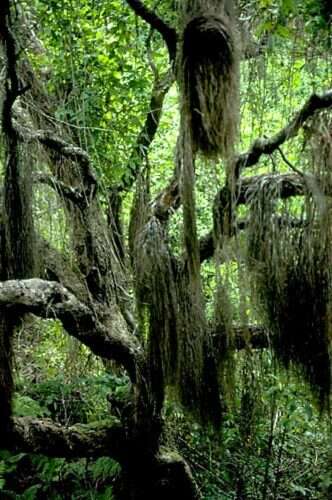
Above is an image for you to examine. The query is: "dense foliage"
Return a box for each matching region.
[0,0,331,498]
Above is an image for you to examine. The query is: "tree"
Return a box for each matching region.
[0,0,331,498]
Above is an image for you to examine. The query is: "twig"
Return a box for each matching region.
[277,147,305,177]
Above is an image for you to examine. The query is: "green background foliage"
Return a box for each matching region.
[1,0,331,498]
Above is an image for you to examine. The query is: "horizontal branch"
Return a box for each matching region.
[126,0,177,61]
[149,89,329,230]
[11,417,126,460]
[16,125,97,196]
[236,172,305,204]
[11,418,200,497]
[201,173,305,262]
[125,88,331,242]
[0,279,143,381]
[233,325,270,350]
[235,89,332,176]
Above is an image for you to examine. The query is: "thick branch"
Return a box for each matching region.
[235,172,305,204]
[233,325,270,350]
[201,173,305,262]
[235,89,332,176]
[126,0,177,61]
[11,417,126,460]
[11,417,200,498]
[150,89,332,225]
[0,279,143,381]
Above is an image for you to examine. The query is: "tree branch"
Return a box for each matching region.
[201,173,305,262]
[119,70,174,192]
[0,279,143,381]
[11,417,126,460]
[151,177,180,220]
[126,0,177,61]
[213,324,270,358]
[214,325,269,353]
[235,172,305,204]
[232,325,270,350]
[11,418,200,498]
[235,89,332,176]
[17,126,97,197]
[149,88,331,227]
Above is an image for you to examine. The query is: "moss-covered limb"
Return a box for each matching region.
[235,173,305,203]
[11,417,200,498]
[10,417,126,460]
[147,85,331,223]
[213,173,304,230]
[0,279,143,383]
[16,126,97,199]
[0,0,36,443]
[200,173,305,262]
[125,0,177,62]
[14,61,97,199]
[235,89,332,177]
[245,137,332,408]
[12,57,127,308]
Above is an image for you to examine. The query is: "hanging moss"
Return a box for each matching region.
[130,154,221,425]
[179,0,239,159]
[246,166,332,410]
[213,272,236,410]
